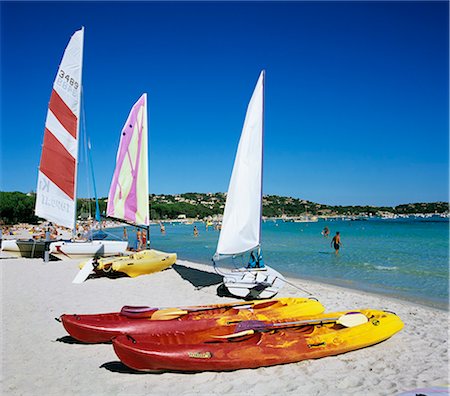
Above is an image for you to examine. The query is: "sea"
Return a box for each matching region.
[109,216,449,310]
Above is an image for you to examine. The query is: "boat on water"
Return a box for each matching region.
[59,297,325,343]
[212,71,285,299]
[112,309,404,372]
[72,94,176,282]
[4,28,128,259]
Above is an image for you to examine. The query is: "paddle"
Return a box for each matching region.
[120,299,279,320]
[212,312,369,339]
[149,308,189,320]
[72,258,95,284]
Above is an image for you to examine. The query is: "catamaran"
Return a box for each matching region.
[72,94,176,283]
[213,71,285,299]
[33,27,127,259]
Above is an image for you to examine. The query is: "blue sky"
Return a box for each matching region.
[1,1,448,206]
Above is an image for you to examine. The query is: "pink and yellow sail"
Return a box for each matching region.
[35,28,84,229]
[107,94,149,226]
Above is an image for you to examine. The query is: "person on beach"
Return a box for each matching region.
[141,231,147,248]
[136,229,142,250]
[51,226,59,239]
[193,225,199,237]
[322,226,330,237]
[331,231,342,254]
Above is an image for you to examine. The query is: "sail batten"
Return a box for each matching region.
[215,71,264,257]
[107,94,149,226]
[35,28,84,230]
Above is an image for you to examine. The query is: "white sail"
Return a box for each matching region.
[35,28,84,229]
[216,71,264,257]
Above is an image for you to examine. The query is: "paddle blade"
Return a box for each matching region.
[337,312,368,327]
[211,329,255,339]
[234,320,267,333]
[72,259,94,284]
[149,308,188,321]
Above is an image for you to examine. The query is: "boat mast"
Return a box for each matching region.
[259,69,265,252]
[72,26,85,238]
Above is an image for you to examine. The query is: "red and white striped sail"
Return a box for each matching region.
[35,28,84,229]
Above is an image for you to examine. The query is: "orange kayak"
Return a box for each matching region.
[112,309,403,372]
[60,297,324,343]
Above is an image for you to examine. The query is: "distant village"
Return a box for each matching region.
[0,191,448,225]
[144,193,448,222]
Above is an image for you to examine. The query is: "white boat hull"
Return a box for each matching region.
[222,265,285,299]
[49,240,128,259]
[1,239,19,252]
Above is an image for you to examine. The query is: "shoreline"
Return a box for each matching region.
[265,267,449,312]
[1,255,448,395]
[165,255,450,312]
[2,221,448,311]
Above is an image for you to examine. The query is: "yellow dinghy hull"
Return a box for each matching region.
[80,249,176,278]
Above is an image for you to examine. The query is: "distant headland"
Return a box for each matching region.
[1,191,448,225]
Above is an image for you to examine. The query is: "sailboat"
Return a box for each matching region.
[73,94,176,283]
[33,27,128,259]
[213,71,285,299]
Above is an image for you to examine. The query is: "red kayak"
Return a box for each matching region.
[60,297,324,343]
[112,309,404,372]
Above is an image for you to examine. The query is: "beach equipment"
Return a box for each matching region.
[32,27,127,259]
[212,70,285,298]
[112,309,403,372]
[1,239,48,258]
[59,297,325,343]
[211,312,369,339]
[76,249,176,281]
[71,94,176,282]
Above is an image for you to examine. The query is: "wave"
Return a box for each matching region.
[374,265,398,271]
[362,262,398,271]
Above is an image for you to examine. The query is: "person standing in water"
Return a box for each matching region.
[193,225,199,237]
[331,231,342,254]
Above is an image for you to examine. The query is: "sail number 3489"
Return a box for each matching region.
[57,69,79,97]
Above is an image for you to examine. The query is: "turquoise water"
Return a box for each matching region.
[111,218,449,310]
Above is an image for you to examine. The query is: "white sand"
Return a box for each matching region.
[1,256,448,395]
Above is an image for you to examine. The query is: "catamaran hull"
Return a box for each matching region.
[49,240,128,259]
[1,239,19,252]
[60,297,325,343]
[112,310,403,372]
[1,239,51,258]
[223,265,285,299]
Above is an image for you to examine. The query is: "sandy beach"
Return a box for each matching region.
[1,255,448,395]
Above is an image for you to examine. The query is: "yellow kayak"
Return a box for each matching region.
[112,309,404,372]
[80,249,176,278]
